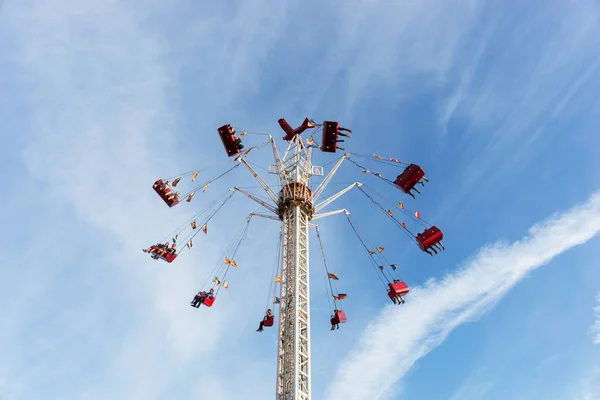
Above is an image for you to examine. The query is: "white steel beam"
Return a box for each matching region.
[248,212,280,221]
[239,158,280,204]
[312,153,349,201]
[311,208,349,221]
[314,182,362,213]
[233,187,278,214]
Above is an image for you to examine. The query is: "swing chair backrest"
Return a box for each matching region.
[416,226,443,250]
[164,253,178,263]
[393,164,425,193]
[203,296,216,307]
[149,246,178,263]
[153,179,180,207]
[263,316,274,327]
[321,121,339,153]
[388,281,410,298]
[217,124,243,157]
[331,310,347,325]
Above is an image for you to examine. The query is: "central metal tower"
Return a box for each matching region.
[235,131,358,400]
[276,135,314,399]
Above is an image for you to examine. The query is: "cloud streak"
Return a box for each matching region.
[325,189,600,400]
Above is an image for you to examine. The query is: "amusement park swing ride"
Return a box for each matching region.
[142,118,444,400]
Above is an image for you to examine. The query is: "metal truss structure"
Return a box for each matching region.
[234,133,358,400]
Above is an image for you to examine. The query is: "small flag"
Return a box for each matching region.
[389,158,401,163]
[374,172,382,177]
[273,297,281,304]
[398,202,404,209]
[222,281,229,289]
[186,192,195,202]
[361,169,370,173]
[172,177,181,187]
[333,293,348,301]
[203,184,209,192]
[414,210,421,219]
[275,276,281,283]
[230,259,238,268]
[327,272,339,280]
[224,257,231,265]
[387,209,393,217]
[213,276,221,286]
[373,154,383,160]
[201,224,207,234]
[173,234,178,243]
[368,250,375,255]
[239,132,247,138]
[379,265,385,270]
[191,220,197,230]
[391,264,398,270]
[377,247,385,253]
[192,172,199,181]
[187,239,193,249]
[402,222,407,228]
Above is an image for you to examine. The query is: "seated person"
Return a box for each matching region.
[190,289,214,308]
[256,309,274,332]
[390,280,405,304]
[330,309,341,331]
[190,291,206,308]
[206,288,214,299]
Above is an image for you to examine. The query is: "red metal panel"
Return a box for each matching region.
[218,124,242,157]
[263,316,274,327]
[278,118,295,140]
[321,121,339,153]
[203,297,216,307]
[389,281,410,296]
[394,164,425,194]
[417,226,443,250]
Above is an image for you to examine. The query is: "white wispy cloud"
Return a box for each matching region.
[591,292,600,345]
[2,0,277,398]
[325,189,600,400]
[577,365,600,400]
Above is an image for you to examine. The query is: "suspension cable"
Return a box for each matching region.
[157,190,231,245]
[163,158,235,181]
[348,152,409,168]
[343,213,389,288]
[356,186,418,244]
[266,225,283,310]
[361,184,431,228]
[346,158,398,186]
[216,214,253,295]
[177,190,236,254]
[314,225,337,312]
[179,163,241,199]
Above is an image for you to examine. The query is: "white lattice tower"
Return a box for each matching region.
[276,135,313,399]
[235,130,359,400]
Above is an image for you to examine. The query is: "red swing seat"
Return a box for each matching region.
[148,245,178,263]
[393,164,425,195]
[217,124,243,157]
[387,281,410,300]
[153,179,180,207]
[330,310,347,325]
[416,226,444,252]
[203,296,216,307]
[263,315,274,327]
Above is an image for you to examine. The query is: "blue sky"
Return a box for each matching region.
[1,0,600,399]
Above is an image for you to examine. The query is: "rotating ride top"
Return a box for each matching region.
[142,117,445,400]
